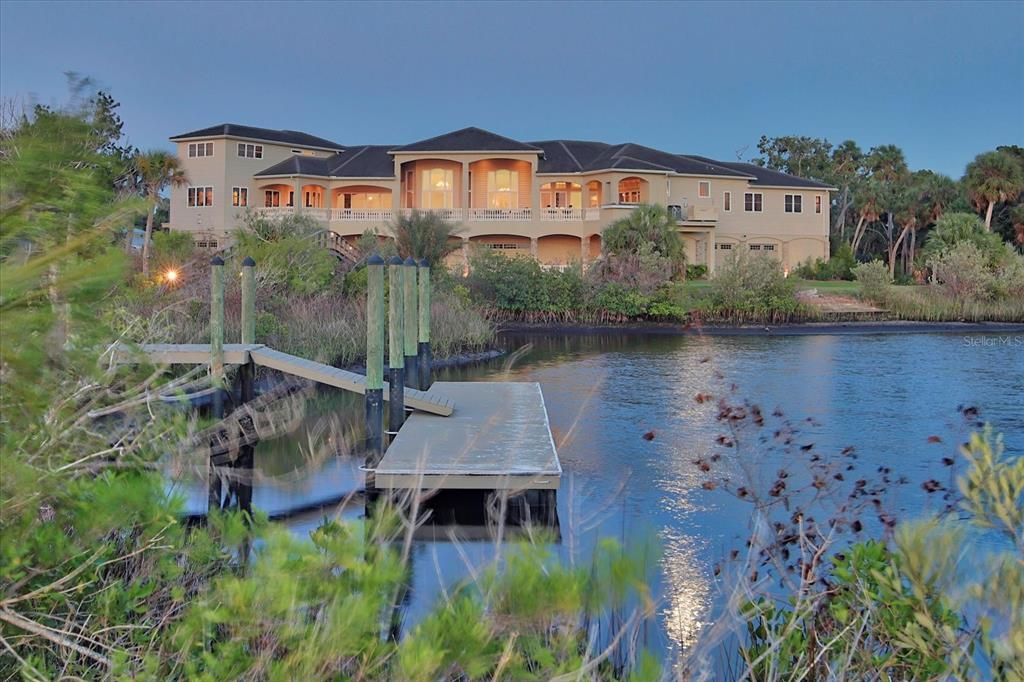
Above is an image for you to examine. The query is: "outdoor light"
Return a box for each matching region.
[164,268,180,284]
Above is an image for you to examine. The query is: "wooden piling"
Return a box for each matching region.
[417,258,432,390]
[387,256,405,434]
[403,257,419,389]
[235,256,256,516]
[208,256,225,511]
[365,254,385,464]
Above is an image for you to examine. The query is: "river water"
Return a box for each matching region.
[178,330,1024,654]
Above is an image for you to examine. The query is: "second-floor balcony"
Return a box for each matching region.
[253,206,603,224]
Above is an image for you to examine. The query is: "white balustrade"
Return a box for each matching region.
[329,209,394,222]
[466,208,532,222]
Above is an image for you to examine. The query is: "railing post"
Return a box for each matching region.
[387,256,405,434]
[208,255,225,511]
[365,254,385,468]
[403,257,419,390]
[417,259,432,390]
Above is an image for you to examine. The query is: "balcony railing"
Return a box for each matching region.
[254,206,604,223]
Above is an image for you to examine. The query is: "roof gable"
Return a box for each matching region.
[170,123,345,151]
[391,127,542,153]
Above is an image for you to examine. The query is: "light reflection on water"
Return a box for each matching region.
[175,330,1024,655]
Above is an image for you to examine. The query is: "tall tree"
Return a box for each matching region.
[134,151,187,276]
[851,180,883,255]
[963,150,1024,231]
[829,140,865,241]
[754,135,834,181]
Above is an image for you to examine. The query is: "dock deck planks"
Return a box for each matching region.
[374,382,561,490]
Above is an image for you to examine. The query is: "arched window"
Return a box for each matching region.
[618,178,643,204]
[487,169,519,209]
[420,168,453,208]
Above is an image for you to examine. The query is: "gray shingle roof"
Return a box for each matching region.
[391,127,542,153]
[170,123,345,151]
[254,156,331,177]
[685,156,834,189]
[327,145,396,177]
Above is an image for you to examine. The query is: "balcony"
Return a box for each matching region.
[253,206,603,224]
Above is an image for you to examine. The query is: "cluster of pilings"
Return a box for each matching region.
[364,255,432,469]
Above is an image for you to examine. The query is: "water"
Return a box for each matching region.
[179,330,1024,652]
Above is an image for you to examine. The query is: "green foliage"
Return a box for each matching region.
[601,204,685,269]
[685,263,709,280]
[964,149,1024,227]
[390,209,463,265]
[355,227,398,260]
[236,211,337,294]
[922,211,1004,263]
[853,260,892,301]
[701,250,804,323]
[150,230,194,268]
[793,243,856,280]
[594,283,649,318]
[927,242,996,300]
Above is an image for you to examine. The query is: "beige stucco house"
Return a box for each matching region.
[167,124,834,272]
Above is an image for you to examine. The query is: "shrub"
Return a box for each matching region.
[601,203,685,269]
[854,260,892,301]
[927,242,995,300]
[922,212,1004,263]
[235,211,337,295]
[587,241,674,295]
[390,210,463,265]
[793,243,856,281]
[702,251,802,322]
[151,230,195,268]
[593,282,649,318]
[685,263,708,280]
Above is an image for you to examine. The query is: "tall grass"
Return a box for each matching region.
[868,286,1024,322]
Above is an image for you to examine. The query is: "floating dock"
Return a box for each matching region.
[374,382,561,491]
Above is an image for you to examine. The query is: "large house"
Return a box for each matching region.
[167,124,834,272]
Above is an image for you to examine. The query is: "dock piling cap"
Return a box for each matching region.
[387,255,404,266]
[242,256,255,267]
[418,258,430,268]
[403,257,417,266]
[366,254,385,266]
[210,256,224,266]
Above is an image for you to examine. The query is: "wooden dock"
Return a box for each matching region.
[115,343,453,416]
[374,382,561,491]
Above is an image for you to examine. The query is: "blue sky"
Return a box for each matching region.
[2,0,1021,177]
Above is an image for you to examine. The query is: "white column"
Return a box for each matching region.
[293,179,301,210]
[462,162,470,210]
[530,237,539,259]
[580,235,588,264]
[706,231,715,275]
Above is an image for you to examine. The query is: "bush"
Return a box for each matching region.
[793,243,856,281]
[593,282,649,318]
[685,263,708,280]
[235,211,337,295]
[390,210,463,265]
[587,242,674,295]
[853,260,892,301]
[151,230,195,267]
[922,212,1004,263]
[702,251,803,323]
[927,242,995,300]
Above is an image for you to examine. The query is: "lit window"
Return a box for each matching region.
[187,186,214,207]
[237,143,263,159]
[188,142,214,158]
[540,181,581,209]
[698,181,710,198]
[723,191,731,212]
[264,190,280,207]
[815,195,822,214]
[487,169,519,209]
[618,178,643,204]
[421,168,453,209]
[744,192,763,212]
[785,194,803,213]
[232,187,248,207]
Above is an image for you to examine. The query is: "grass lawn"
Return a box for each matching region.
[792,279,862,296]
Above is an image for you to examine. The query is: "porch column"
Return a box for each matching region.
[706,231,715,275]
[530,159,540,214]
[530,237,538,259]
[580,235,588,263]
[292,178,301,210]
[461,162,470,211]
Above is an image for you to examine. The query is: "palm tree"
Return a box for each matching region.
[1011,204,1024,246]
[389,209,464,266]
[850,181,883,255]
[921,212,1002,262]
[867,144,908,184]
[964,150,1024,231]
[134,151,187,277]
[602,204,684,262]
